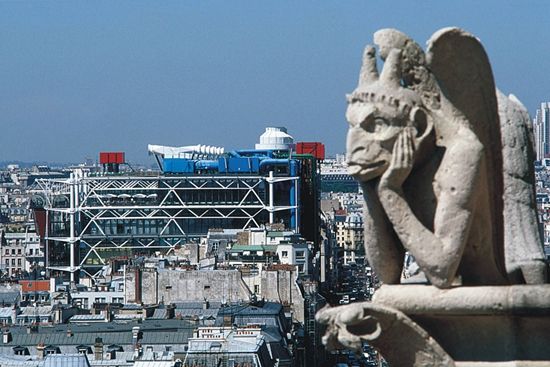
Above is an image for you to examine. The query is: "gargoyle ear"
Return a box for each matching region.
[409,106,434,145]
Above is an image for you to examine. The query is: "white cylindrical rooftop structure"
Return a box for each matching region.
[255,127,295,151]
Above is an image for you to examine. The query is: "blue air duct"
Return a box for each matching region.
[233,149,277,158]
[195,160,219,171]
[259,159,292,171]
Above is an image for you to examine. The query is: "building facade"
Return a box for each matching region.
[32,140,320,282]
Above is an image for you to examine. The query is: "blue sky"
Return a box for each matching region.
[0,1,548,164]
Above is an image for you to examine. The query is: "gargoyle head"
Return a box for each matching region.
[346,47,433,182]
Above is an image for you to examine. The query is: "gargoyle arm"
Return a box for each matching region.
[361,181,405,284]
[378,132,482,288]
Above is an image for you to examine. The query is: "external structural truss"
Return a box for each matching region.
[34,171,299,279]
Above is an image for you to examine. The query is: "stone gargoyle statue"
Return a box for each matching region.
[345,27,547,288]
[317,27,550,366]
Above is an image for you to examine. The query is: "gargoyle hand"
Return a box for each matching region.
[379,127,415,190]
[316,303,382,353]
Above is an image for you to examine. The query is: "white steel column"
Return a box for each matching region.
[294,177,299,232]
[69,172,75,283]
[268,171,274,224]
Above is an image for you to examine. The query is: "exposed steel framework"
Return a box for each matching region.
[34,170,299,280]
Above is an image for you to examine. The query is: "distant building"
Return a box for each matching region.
[32,128,322,283]
[1,232,27,276]
[124,268,251,305]
[184,326,276,367]
[320,158,359,193]
[19,279,50,304]
[0,319,194,364]
[334,212,364,265]
[534,102,550,161]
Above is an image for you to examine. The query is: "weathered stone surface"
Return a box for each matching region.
[498,91,548,284]
[318,285,550,363]
[373,285,550,362]
[318,26,550,365]
[373,284,550,316]
[373,284,550,315]
[125,269,251,304]
[456,363,550,367]
[316,302,454,367]
[346,27,547,288]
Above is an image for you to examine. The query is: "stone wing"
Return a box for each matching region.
[426,27,505,275]
[498,90,547,283]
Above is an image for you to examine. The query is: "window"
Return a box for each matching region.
[17,249,21,255]
[13,346,29,356]
[11,259,15,266]
[17,259,21,266]
[4,250,8,255]
[281,251,288,257]
[29,249,33,255]
[45,348,59,355]
[204,285,210,290]
[254,285,260,294]
[296,251,305,259]
[11,249,15,255]
[4,259,8,266]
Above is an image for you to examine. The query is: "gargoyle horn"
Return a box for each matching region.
[379,49,402,89]
[358,45,379,87]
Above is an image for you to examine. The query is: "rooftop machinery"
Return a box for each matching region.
[148,145,302,231]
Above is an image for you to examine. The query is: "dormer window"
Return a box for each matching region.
[13,346,29,356]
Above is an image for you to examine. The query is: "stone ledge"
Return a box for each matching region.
[456,363,550,367]
[373,284,550,315]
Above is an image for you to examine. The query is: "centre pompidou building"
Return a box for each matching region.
[31,144,320,281]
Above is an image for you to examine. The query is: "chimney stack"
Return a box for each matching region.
[166,303,175,319]
[133,343,143,360]
[11,305,18,325]
[103,305,112,322]
[94,337,104,360]
[132,326,141,341]
[2,329,12,344]
[36,343,45,360]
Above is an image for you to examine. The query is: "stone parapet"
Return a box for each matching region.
[374,284,550,315]
[375,285,550,363]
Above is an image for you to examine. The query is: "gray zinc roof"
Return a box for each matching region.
[43,354,90,367]
[0,291,20,304]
